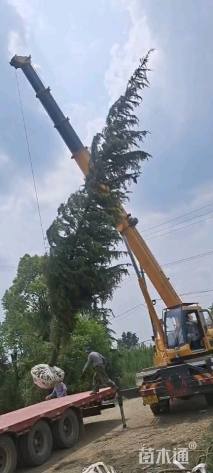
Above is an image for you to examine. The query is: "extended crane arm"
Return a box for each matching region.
[10,54,182,309]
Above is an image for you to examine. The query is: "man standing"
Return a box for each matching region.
[186,314,202,350]
[82,348,117,393]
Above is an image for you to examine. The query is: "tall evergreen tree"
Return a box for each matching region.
[46,190,127,330]
[46,52,152,360]
[86,50,152,214]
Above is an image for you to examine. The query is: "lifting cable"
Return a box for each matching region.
[14,70,47,253]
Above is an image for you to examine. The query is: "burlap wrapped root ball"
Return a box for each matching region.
[31,364,65,389]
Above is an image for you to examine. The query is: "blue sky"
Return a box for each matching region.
[1,0,213,341]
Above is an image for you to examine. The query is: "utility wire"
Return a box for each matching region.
[0,266,15,271]
[2,246,213,275]
[115,289,213,320]
[126,249,213,277]
[144,207,213,239]
[163,249,213,267]
[142,200,213,234]
[15,71,47,253]
[146,211,213,241]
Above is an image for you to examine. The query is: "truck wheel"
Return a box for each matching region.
[20,420,53,466]
[52,409,80,449]
[205,393,213,406]
[150,399,170,416]
[0,435,17,473]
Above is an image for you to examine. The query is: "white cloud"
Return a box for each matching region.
[105,0,161,103]
[64,101,105,147]
[0,150,83,317]
[85,117,105,145]
[7,0,37,24]
[0,153,10,167]
[38,153,83,208]
[8,30,24,57]
[7,0,40,57]
[105,0,188,140]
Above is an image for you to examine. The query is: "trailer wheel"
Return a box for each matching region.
[52,409,80,449]
[0,435,17,473]
[20,420,53,466]
[150,399,170,416]
[205,393,213,406]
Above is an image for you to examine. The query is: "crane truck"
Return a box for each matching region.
[10,55,213,418]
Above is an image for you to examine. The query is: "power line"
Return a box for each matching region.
[146,211,213,241]
[3,247,213,278]
[0,266,15,271]
[163,249,213,267]
[15,71,47,253]
[127,249,213,277]
[115,302,146,320]
[142,200,213,234]
[145,207,213,239]
[115,289,213,320]
[3,245,213,276]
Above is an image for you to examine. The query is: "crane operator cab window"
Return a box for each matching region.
[164,308,185,348]
[164,307,204,350]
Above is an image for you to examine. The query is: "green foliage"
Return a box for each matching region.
[46,190,127,332]
[0,254,54,409]
[86,51,152,210]
[2,254,51,363]
[117,331,139,349]
[119,345,153,386]
[2,254,51,344]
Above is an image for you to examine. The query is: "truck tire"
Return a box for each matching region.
[205,393,213,406]
[20,420,53,467]
[150,399,170,416]
[0,435,17,473]
[52,409,80,449]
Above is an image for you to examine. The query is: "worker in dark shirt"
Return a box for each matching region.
[82,349,117,393]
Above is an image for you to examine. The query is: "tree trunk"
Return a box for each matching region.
[48,317,62,366]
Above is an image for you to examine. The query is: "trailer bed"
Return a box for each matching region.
[0,387,114,435]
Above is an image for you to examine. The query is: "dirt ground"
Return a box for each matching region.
[23,395,213,473]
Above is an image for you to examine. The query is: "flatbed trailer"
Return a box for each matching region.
[0,387,117,473]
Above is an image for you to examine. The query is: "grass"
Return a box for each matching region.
[119,345,154,387]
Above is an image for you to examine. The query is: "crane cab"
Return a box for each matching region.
[163,303,213,361]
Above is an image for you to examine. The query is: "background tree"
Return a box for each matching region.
[117,331,139,350]
[2,254,51,344]
[0,254,152,412]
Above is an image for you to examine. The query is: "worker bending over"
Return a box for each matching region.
[82,348,117,393]
[45,381,67,400]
